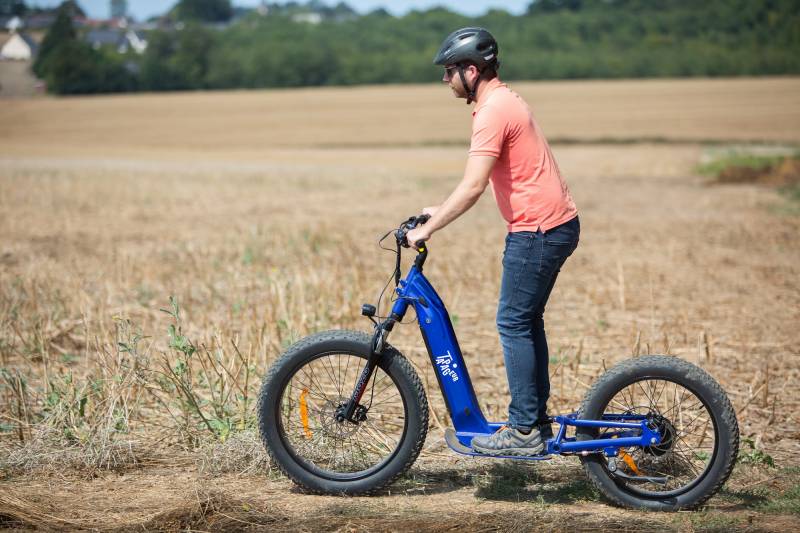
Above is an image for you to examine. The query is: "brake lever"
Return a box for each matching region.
[396,214,431,248]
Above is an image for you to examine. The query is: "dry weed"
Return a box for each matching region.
[1,425,138,475]
[198,429,272,475]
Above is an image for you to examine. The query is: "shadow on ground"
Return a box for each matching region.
[391,460,598,503]
[468,462,600,504]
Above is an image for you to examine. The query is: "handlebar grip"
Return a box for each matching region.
[396,214,432,248]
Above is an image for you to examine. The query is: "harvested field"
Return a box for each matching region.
[2,77,800,158]
[1,77,799,531]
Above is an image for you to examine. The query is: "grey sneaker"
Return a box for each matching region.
[471,426,544,456]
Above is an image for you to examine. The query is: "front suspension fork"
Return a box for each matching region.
[337,317,397,422]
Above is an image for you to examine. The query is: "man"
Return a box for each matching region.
[405,27,579,456]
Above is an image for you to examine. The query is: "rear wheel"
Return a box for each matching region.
[258,330,428,494]
[578,355,738,510]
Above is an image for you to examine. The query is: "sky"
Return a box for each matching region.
[27,1,531,20]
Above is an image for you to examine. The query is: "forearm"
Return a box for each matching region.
[405,155,495,247]
[425,183,483,234]
[425,154,495,235]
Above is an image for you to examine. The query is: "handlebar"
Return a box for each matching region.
[395,214,430,249]
[369,214,433,310]
[386,214,431,281]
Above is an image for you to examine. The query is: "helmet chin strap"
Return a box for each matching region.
[457,64,481,105]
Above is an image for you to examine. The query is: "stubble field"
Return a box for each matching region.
[1,77,799,531]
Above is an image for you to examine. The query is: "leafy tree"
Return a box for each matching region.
[31,0,134,94]
[528,0,583,14]
[172,24,216,87]
[56,0,85,17]
[140,25,217,90]
[140,30,185,90]
[32,4,77,78]
[0,0,28,16]
[32,0,800,94]
[174,0,232,23]
[44,41,134,94]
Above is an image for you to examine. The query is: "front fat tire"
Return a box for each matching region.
[577,355,739,511]
[257,330,429,495]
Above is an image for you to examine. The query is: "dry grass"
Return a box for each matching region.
[198,429,271,475]
[1,78,799,529]
[0,60,40,99]
[1,462,798,531]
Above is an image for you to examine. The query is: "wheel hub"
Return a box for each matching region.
[333,403,368,424]
[645,415,676,456]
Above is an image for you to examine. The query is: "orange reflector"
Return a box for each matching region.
[299,389,312,440]
[620,451,642,476]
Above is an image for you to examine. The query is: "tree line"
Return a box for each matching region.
[31,0,800,95]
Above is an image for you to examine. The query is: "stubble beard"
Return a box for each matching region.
[449,80,466,99]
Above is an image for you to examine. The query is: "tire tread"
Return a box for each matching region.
[577,355,739,510]
[257,329,428,495]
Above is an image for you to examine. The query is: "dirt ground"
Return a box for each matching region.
[2,458,799,532]
[1,78,799,530]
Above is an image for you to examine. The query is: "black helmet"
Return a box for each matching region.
[433,27,499,71]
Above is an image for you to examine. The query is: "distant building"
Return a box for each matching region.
[75,17,108,28]
[0,31,37,60]
[23,12,57,30]
[5,15,21,31]
[74,15,129,29]
[292,12,322,24]
[85,28,147,54]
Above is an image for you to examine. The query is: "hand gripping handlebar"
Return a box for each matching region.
[395,214,431,248]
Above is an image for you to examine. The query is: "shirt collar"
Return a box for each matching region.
[472,77,504,116]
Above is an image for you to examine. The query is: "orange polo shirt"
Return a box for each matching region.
[469,78,578,232]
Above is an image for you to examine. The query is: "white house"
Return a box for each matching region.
[5,16,22,32]
[85,28,147,54]
[123,29,147,54]
[0,32,38,60]
[292,12,322,24]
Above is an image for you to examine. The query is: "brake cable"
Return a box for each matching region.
[374,229,400,320]
[374,215,430,322]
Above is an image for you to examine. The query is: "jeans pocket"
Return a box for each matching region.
[543,240,577,263]
[503,232,532,266]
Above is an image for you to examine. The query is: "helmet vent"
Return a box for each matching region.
[433,27,498,69]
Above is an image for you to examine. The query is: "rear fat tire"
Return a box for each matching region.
[577,355,739,511]
[257,330,429,495]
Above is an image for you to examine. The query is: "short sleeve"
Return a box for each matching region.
[469,105,505,157]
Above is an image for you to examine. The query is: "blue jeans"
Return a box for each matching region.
[497,216,579,431]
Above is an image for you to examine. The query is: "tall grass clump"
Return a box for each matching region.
[1,296,265,475]
[1,318,149,472]
[154,296,256,445]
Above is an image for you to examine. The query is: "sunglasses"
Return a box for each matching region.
[443,65,459,80]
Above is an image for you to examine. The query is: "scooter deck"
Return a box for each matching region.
[444,428,552,461]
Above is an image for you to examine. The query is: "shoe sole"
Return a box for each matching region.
[471,442,544,456]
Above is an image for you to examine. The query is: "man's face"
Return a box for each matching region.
[442,64,478,99]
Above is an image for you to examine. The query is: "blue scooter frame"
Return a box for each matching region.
[387,258,662,460]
